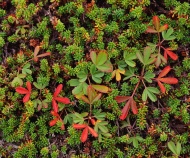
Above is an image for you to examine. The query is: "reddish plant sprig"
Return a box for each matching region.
[16,81,32,103]
[52,84,70,113]
[49,110,65,130]
[156,66,178,93]
[73,124,98,142]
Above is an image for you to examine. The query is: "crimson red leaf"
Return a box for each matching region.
[90,119,96,126]
[49,118,58,126]
[54,84,63,97]
[120,100,131,120]
[80,127,88,142]
[131,99,138,115]
[153,16,160,31]
[50,110,59,117]
[52,99,58,113]
[16,87,29,94]
[55,97,70,104]
[26,81,31,92]
[88,126,98,137]
[157,81,166,93]
[158,66,171,78]
[165,49,178,60]
[23,93,30,103]
[158,78,178,84]
[73,124,87,129]
[115,96,130,103]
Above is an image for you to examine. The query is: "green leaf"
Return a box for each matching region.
[77,70,88,82]
[176,142,181,156]
[94,110,106,120]
[162,28,175,41]
[125,60,136,67]
[123,67,135,80]
[90,51,97,64]
[142,88,148,101]
[144,72,155,83]
[133,138,139,148]
[136,52,144,64]
[96,60,113,72]
[69,79,80,86]
[93,71,104,78]
[143,47,152,65]
[92,76,102,83]
[124,53,136,67]
[72,83,83,95]
[23,63,30,69]
[146,89,157,102]
[168,141,178,155]
[33,82,47,89]
[90,64,96,74]
[147,87,160,94]
[96,50,108,66]
[17,74,26,78]
[22,68,32,75]
[81,112,89,117]
[11,77,23,87]
[97,123,108,133]
[73,113,84,124]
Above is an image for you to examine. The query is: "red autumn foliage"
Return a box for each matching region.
[156,66,178,93]
[49,110,65,130]
[16,81,32,103]
[164,48,178,61]
[52,84,70,113]
[115,96,138,120]
[73,124,98,142]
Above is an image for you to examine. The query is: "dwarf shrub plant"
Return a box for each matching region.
[0,0,190,157]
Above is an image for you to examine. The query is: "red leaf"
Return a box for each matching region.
[115,96,130,103]
[131,99,138,115]
[146,26,157,33]
[165,49,178,61]
[158,66,171,78]
[36,52,51,58]
[88,126,98,137]
[26,81,31,92]
[73,124,87,129]
[60,123,65,130]
[120,100,131,120]
[153,16,160,31]
[80,127,88,142]
[23,93,30,103]
[52,99,58,113]
[53,84,63,97]
[49,118,58,126]
[90,119,96,126]
[50,110,59,117]
[158,78,178,84]
[16,87,29,94]
[55,97,70,104]
[157,81,166,93]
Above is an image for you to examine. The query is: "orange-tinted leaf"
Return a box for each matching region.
[116,69,121,81]
[73,124,87,129]
[159,78,178,84]
[36,52,51,58]
[16,87,29,94]
[26,81,31,92]
[91,93,102,104]
[91,84,109,93]
[55,97,70,104]
[90,119,96,125]
[54,84,63,97]
[120,100,131,120]
[80,95,90,104]
[146,26,157,33]
[159,24,168,32]
[23,93,30,103]
[52,99,58,113]
[131,99,138,114]
[165,49,178,61]
[115,96,130,103]
[80,127,88,142]
[49,118,58,126]
[157,80,166,93]
[34,46,40,57]
[153,16,160,31]
[60,123,65,130]
[87,85,97,103]
[88,126,98,137]
[158,66,171,78]
[50,110,59,117]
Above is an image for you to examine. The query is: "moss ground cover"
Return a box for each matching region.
[0,0,190,157]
